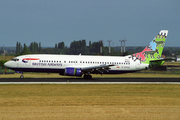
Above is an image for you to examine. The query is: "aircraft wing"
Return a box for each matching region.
[81,64,114,73]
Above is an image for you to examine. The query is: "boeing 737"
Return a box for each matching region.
[4,30,168,79]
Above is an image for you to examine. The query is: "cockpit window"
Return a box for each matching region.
[11,58,19,61]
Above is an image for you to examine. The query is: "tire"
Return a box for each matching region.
[83,75,92,79]
[20,75,24,79]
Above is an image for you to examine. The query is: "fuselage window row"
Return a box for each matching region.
[39,60,62,63]
[38,60,130,65]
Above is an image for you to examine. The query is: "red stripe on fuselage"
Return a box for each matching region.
[22,58,40,60]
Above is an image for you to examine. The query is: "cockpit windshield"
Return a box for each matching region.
[11,58,19,62]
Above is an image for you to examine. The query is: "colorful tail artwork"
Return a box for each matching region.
[132,30,168,68]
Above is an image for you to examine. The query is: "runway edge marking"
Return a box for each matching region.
[0,82,180,84]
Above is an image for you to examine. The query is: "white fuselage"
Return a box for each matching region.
[4,54,149,75]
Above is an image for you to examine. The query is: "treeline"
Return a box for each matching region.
[15,40,124,56]
[16,42,42,55]
[14,40,180,57]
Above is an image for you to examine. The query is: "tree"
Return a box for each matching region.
[70,40,88,55]
[34,42,38,52]
[16,42,22,55]
[58,42,65,49]
[0,59,7,68]
[89,41,91,47]
[39,42,42,52]
[55,43,57,49]
[29,42,40,53]
[135,47,143,53]
[21,43,30,55]
[29,42,34,52]
[89,41,102,55]
[162,49,171,56]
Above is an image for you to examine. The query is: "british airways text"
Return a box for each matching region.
[32,62,62,66]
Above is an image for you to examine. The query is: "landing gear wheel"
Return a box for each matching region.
[83,75,92,79]
[83,75,87,79]
[88,75,92,79]
[20,75,24,79]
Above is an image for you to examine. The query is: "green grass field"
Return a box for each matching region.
[0,84,180,120]
[1,71,180,78]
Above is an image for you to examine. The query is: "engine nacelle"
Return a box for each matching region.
[64,68,82,76]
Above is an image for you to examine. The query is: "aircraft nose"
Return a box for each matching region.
[4,61,11,68]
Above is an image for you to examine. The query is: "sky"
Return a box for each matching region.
[0,0,180,47]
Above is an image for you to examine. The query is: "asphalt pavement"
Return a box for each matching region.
[0,78,180,83]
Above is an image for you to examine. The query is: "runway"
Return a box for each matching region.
[0,78,180,84]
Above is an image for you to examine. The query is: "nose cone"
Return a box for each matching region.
[4,61,9,68]
[4,61,12,68]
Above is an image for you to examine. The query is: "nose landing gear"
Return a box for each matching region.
[20,74,24,78]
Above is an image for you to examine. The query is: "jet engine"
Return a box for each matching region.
[64,68,82,76]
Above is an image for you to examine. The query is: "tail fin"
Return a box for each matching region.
[133,30,168,64]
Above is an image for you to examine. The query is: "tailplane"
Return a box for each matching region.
[132,30,168,66]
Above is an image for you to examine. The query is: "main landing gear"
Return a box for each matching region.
[83,74,92,79]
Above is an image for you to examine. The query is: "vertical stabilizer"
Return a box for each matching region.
[132,30,168,64]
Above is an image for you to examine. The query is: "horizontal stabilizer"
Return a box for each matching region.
[150,58,175,62]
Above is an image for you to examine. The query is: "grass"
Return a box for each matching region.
[164,61,180,66]
[1,72,180,78]
[0,55,14,60]
[0,84,180,120]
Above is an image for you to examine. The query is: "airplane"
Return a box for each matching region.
[4,30,168,79]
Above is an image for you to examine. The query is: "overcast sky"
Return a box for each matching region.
[0,0,180,47]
